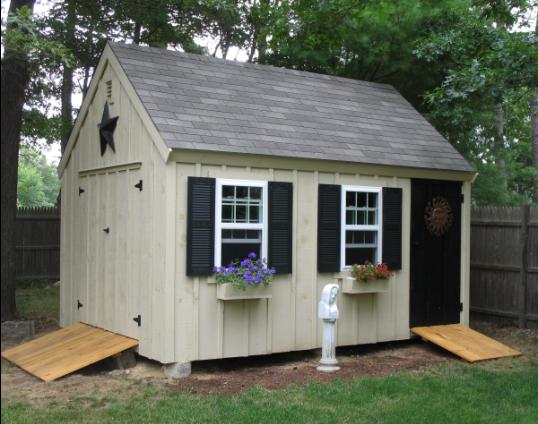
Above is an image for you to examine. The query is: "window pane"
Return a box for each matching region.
[223,185,235,199]
[357,192,366,207]
[367,211,377,225]
[222,205,233,222]
[345,247,376,266]
[346,210,355,225]
[346,191,356,207]
[222,229,261,241]
[236,186,249,200]
[221,229,262,266]
[250,187,261,200]
[220,184,264,224]
[357,210,366,225]
[368,193,377,208]
[346,230,376,246]
[249,205,260,223]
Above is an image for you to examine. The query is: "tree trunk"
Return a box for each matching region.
[133,21,141,45]
[494,102,507,191]
[531,94,538,203]
[1,0,36,322]
[61,0,75,153]
[530,10,538,203]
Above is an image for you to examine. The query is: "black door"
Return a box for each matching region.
[410,179,462,327]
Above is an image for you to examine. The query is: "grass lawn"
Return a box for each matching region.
[3,285,538,423]
[2,365,537,424]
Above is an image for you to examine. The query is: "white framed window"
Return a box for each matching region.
[215,179,268,267]
[341,186,382,270]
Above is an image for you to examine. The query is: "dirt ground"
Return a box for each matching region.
[1,320,536,401]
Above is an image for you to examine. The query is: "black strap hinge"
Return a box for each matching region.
[133,314,141,327]
[79,187,85,196]
[134,180,143,191]
[77,299,83,309]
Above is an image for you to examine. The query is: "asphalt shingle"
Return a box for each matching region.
[110,42,474,173]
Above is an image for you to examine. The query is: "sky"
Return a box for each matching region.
[1,0,536,165]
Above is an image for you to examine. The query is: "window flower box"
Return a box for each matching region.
[216,283,272,300]
[214,252,275,301]
[342,277,389,294]
[341,262,393,294]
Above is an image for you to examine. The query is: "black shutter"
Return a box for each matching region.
[268,182,293,274]
[382,187,402,270]
[318,184,341,272]
[187,177,215,276]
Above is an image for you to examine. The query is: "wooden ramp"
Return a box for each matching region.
[411,324,521,362]
[1,323,138,382]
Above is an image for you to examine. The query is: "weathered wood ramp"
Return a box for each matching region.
[1,322,138,382]
[411,324,521,362]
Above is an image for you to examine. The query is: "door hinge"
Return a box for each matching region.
[79,187,85,196]
[134,180,143,191]
[77,299,83,309]
[133,314,141,327]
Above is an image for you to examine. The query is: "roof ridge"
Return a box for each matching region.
[108,41,396,92]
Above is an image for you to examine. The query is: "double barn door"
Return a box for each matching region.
[76,167,144,339]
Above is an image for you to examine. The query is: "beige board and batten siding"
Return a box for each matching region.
[173,156,472,364]
[59,49,176,363]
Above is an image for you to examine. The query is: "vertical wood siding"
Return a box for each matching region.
[60,61,175,363]
[173,164,418,363]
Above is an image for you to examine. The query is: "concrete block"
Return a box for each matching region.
[110,349,137,370]
[163,361,191,379]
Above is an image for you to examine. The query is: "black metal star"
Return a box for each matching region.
[98,102,119,156]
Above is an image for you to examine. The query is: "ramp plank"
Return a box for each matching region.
[411,324,521,362]
[1,323,138,381]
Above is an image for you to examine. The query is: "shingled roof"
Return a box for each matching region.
[110,42,473,173]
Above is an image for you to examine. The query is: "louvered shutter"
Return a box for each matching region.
[187,177,215,276]
[268,181,293,274]
[318,184,341,272]
[382,187,402,270]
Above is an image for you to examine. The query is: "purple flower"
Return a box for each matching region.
[248,252,257,260]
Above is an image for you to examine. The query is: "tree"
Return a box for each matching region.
[1,0,37,321]
[17,145,61,208]
[1,2,70,321]
[414,2,538,205]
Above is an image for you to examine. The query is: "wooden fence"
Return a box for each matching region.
[15,207,60,281]
[470,206,538,328]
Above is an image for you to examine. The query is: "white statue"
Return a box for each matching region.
[317,283,340,372]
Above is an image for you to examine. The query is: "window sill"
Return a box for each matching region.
[216,283,272,300]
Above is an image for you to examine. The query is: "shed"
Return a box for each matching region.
[58,42,475,375]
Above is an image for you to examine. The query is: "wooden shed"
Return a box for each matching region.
[58,42,475,375]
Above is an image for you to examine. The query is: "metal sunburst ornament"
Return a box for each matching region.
[98,102,119,156]
[424,196,453,236]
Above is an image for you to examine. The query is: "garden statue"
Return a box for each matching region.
[317,283,340,372]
